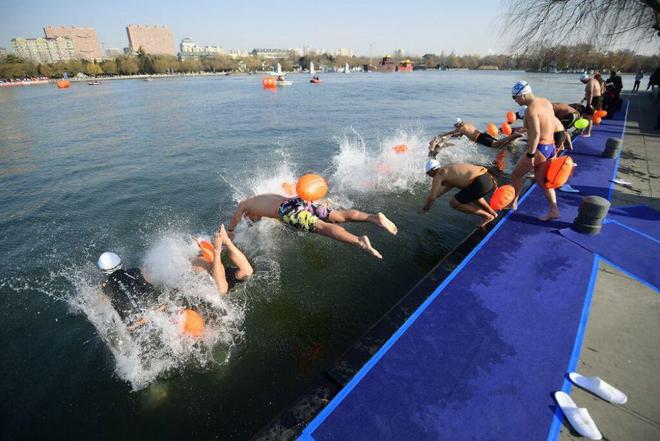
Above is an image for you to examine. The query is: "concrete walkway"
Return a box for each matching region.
[559,92,660,441]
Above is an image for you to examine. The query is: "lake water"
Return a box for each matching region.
[0,71,617,440]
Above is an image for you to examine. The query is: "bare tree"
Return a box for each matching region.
[502,0,660,51]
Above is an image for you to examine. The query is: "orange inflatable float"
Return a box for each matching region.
[506,111,516,124]
[501,122,512,136]
[181,309,205,338]
[262,77,276,88]
[197,239,215,263]
[486,123,498,137]
[392,144,408,154]
[545,156,574,189]
[593,115,602,125]
[595,110,607,118]
[56,79,70,89]
[296,174,328,201]
[489,184,515,210]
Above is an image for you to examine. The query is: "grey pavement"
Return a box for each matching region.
[559,92,660,441]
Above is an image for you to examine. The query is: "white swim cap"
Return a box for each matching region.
[516,105,527,119]
[512,81,532,97]
[98,252,121,274]
[580,73,590,82]
[425,159,440,174]
[455,118,463,125]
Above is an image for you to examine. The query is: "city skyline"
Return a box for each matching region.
[1,0,658,57]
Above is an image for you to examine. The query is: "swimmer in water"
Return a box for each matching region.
[191,225,253,295]
[433,119,523,150]
[97,252,161,330]
[420,161,499,227]
[510,80,561,221]
[227,194,398,259]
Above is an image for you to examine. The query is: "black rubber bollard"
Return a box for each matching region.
[572,195,611,235]
[603,137,622,159]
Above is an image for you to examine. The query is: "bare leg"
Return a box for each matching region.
[474,197,499,219]
[534,161,560,221]
[492,132,523,148]
[314,220,383,259]
[509,155,533,210]
[328,210,397,235]
[219,225,253,280]
[450,198,495,227]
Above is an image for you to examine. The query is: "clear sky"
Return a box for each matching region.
[1,0,657,56]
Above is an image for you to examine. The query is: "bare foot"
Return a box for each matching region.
[478,214,496,228]
[358,235,383,259]
[219,224,231,244]
[538,210,560,221]
[376,213,398,235]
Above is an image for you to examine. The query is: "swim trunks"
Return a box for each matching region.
[559,112,579,129]
[587,96,603,114]
[475,132,496,148]
[537,143,556,160]
[278,197,332,232]
[454,173,495,204]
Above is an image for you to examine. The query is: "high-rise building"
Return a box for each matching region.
[0,47,7,60]
[43,26,102,59]
[250,48,294,59]
[126,25,175,55]
[11,37,76,64]
[336,48,353,57]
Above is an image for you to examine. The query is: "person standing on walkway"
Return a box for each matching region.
[633,70,643,92]
[509,81,561,221]
[580,73,602,137]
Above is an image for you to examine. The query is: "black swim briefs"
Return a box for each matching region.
[559,112,579,129]
[587,96,603,114]
[554,130,566,148]
[475,133,496,148]
[455,173,495,204]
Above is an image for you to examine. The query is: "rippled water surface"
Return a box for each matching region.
[0,71,595,440]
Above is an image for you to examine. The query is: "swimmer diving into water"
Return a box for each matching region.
[420,161,499,227]
[227,194,398,259]
[430,119,522,151]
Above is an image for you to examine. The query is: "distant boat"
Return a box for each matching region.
[144,78,153,82]
[344,62,350,74]
[310,61,316,76]
[88,80,102,85]
[365,56,413,73]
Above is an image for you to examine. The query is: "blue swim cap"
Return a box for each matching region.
[512,81,532,97]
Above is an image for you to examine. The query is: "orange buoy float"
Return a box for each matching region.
[596,110,607,118]
[545,156,575,189]
[197,239,215,264]
[392,144,408,154]
[296,174,328,201]
[501,122,512,136]
[56,79,70,89]
[181,309,205,338]
[506,111,516,124]
[486,123,499,137]
[489,184,515,210]
[593,115,602,125]
[262,77,276,88]
[281,181,296,195]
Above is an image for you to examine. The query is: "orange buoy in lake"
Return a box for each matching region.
[489,184,515,210]
[392,144,408,154]
[545,155,574,189]
[281,181,296,195]
[296,174,328,201]
[181,309,205,338]
[262,77,276,88]
[501,122,512,136]
[196,239,215,263]
[56,79,70,89]
[506,111,516,124]
[486,123,499,137]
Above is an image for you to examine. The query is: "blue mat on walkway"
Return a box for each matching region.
[300,104,629,441]
[606,205,660,239]
[560,222,659,291]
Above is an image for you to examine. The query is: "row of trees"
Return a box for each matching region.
[1,45,658,79]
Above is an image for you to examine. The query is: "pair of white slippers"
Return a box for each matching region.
[555,372,628,440]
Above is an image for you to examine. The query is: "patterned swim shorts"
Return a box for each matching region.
[277,197,331,232]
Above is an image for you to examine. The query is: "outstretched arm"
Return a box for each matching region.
[419,178,451,213]
[227,201,247,232]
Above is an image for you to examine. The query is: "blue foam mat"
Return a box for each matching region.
[301,104,629,441]
[606,205,660,239]
[560,223,659,290]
